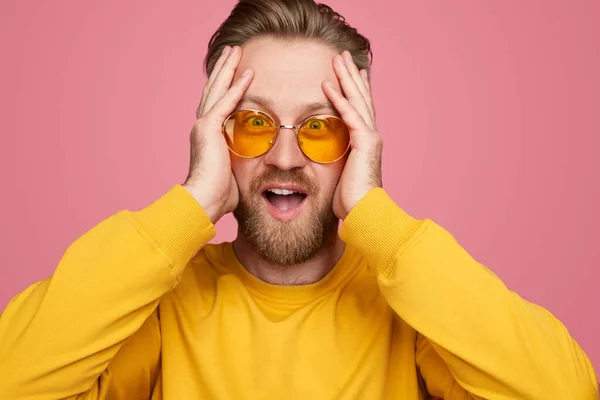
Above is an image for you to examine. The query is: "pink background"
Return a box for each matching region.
[1,0,598,373]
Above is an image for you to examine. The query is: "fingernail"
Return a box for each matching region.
[242,68,251,77]
[325,80,334,89]
[222,46,231,56]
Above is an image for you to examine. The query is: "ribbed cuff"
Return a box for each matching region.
[339,188,424,278]
[125,185,216,275]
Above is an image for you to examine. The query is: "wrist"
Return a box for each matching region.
[340,186,377,221]
[181,183,223,224]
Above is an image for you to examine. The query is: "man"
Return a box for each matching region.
[0,0,597,398]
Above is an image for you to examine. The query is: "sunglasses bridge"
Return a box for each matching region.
[268,124,305,145]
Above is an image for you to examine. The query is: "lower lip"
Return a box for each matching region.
[262,193,307,222]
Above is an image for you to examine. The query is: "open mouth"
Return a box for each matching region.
[263,188,308,211]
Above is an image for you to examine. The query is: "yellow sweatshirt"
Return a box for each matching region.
[0,185,597,399]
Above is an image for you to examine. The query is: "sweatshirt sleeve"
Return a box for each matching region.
[0,185,215,400]
[339,188,598,400]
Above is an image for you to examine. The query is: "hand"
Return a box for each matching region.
[323,51,383,220]
[182,46,254,224]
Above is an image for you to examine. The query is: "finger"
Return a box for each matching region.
[342,51,376,125]
[201,46,240,116]
[198,46,232,117]
[359,69,376,123]
[333,54,375,130]
[360,69,371,92]
[207,46,232,90]
[322,79,371,135]
[202,46,243,116]
[205,68,254,124]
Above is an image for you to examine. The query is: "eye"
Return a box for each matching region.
[243,115,272,129]
[308,120,323,130]
[251,117,265,127]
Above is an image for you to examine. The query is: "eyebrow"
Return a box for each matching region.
[236,94,338,121]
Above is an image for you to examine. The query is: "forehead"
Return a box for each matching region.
[235,37,340,116]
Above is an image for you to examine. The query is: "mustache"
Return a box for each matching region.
[249,166,319,196]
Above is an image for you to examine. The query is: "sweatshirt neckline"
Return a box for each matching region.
[222,242,358,303]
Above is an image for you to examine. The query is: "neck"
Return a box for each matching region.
[232,232,346,285]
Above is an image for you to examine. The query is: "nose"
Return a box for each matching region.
[262,126,308,170]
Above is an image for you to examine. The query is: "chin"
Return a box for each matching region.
[234,195,338,266]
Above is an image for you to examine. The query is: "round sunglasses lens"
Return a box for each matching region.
[223,110,276,157]
[298,116,350,163]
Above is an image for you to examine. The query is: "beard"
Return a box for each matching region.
[233,167,339,266]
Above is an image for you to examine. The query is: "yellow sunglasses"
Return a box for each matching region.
[222,109,350,164]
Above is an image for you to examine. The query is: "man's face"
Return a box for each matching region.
[231,36,346,265]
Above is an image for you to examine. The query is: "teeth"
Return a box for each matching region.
[267,188,299,195]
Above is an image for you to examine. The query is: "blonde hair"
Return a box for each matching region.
[204,0,372,76]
